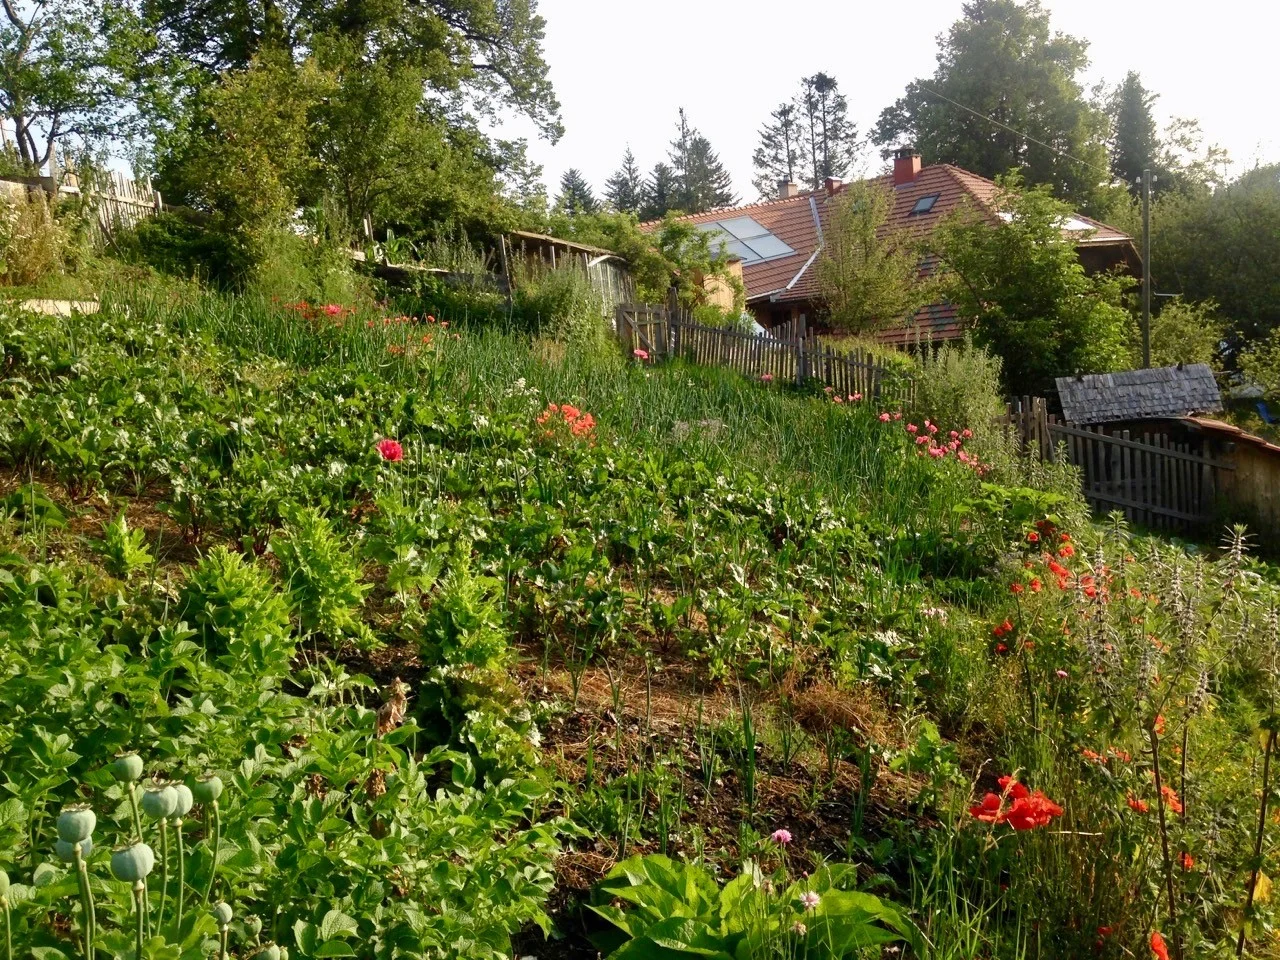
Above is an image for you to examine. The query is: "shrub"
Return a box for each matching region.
[910,338,1006,436]
[272,506,374,647]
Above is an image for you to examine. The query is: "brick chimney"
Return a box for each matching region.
[893,147,922,186]
[824,176,842,195]
[777,179,799,200]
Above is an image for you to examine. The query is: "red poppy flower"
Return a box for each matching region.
[1097,926,1113,938]
[1058,544,1075,558]
[1150,931,1170,960]
[1180,852,1194,871]
[1011,582,1025,595]
[375,438,404,462]
[1030,579,1042,593]
[1161,784,1183,815]
[1127,794,1149,813]
[996,643,1009,654]
[1027,531,1040,543]
[1154,714,1166,736]
[969,792,1003,823]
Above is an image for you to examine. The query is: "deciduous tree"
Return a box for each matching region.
[816,179,932,334]
[934,173,1136,395]
[873,0,1110,213]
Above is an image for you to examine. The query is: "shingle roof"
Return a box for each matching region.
[642,163,1135,343]
[1056,365,1223,425]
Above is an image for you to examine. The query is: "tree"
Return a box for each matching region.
[798,73,859,190]
[667,108,736,214]
[555,167,598,216]
[641,162,676,220]
[751,102,801,199]
[1103,73,1230,198]
[141,0,563,141]
[1114,164,1280,352]
[933,174,1136,395]
[1106,71,1160,195]
[0,0,159,169]
[1145,298,1225,369]
[604,147,644,215]
[816,179,933,334]
[873,0,1110,213]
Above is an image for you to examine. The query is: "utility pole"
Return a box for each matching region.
[1141,168,1152,368]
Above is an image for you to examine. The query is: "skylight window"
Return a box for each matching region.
[909,193,940,215]
[696,216,795,265]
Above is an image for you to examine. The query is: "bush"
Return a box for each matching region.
[511,261,615,360]
[910,338,1006,436]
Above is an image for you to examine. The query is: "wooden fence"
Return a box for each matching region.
[0,144,163,238]
[999,396,1233,532]
[616,301,913,406]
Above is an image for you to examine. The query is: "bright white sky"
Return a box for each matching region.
[507,0,1280,202]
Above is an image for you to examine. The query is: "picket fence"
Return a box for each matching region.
[999,396,1232,532]
[616,301,913,407]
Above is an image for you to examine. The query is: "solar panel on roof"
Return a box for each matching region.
[697,217,796,265]
[717,216,771,240]
[740,234,793,261]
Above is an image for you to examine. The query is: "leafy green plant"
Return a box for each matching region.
[95,511,154,579]
[588,855,922,959]
[271,506,374,648]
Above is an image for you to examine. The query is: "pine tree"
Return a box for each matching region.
[604,147,645,215]
[641,162,676,220]
[555,167,598,216]
[667,108,737,214]
[751,102,801,199]
[1107,71,1160,196]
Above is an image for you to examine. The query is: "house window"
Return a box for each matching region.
[695,216,796,265]
[909,194,940,215]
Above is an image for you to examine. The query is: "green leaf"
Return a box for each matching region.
[314,943,357,958]
[319,909,358,941]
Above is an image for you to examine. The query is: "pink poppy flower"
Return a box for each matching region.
[376,439,404,462]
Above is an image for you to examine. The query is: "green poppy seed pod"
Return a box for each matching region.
[0,868,8,899]
[109,751,145,783]
[110,842,155,883]
[213,901,234,927]
[56,803,96,843]
[172,783,194,818]
[54,837,92,863]
[191,773,224,804]
[246,916,262,937]
[280,948,289,960]
[140,781,178,820]
[258,944,281,960]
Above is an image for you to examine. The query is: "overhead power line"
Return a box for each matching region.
[916,83,1112,178]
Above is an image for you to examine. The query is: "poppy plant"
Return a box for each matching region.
[968,777,1063,830]
[1128,794,1149,813]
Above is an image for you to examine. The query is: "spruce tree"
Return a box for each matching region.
[1107,71,1160,196]
[555,167,598,216]
[642,162,676,220]
[604,147,645,215]
[752,102,801,199]
[667,108,737,214]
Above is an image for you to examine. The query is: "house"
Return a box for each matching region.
[641,149,1138,345]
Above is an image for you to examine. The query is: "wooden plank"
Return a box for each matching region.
[1050,423,1234,469]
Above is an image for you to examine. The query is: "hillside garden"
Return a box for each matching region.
[0,268,1275,960]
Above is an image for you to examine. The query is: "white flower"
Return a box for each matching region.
[799,891,821,911]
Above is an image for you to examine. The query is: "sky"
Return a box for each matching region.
[504,0,1280,203]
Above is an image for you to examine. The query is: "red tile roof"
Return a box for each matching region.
[642,163,1136,343]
